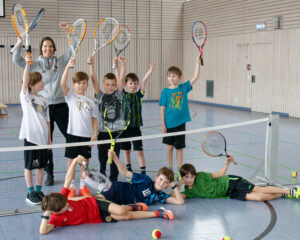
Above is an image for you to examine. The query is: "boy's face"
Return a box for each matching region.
[73,80,88,95]
[103,78,117,94]
[154,174,170,191]
[167,72,182,87]
[125,79,139,93]
[182,173,195,187]
[30,80,44,93]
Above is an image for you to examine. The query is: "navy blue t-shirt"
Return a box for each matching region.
[101,173,170,205]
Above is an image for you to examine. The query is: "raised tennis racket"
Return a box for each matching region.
[88,17,120,64]
[191,21,207,65]
[11,3,32,64]
[10,8,45,54]
[112,25,131,68]
[102,98,130,164]
[81,161,111,192]
[68,18,87,68]
[201,131,238,165]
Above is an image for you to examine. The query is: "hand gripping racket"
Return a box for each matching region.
[11,4,32,64]
[68,18,87,68]
[88,17,120,64]
[10,8,45,54]
[201,131,237,165]
[112,25,131,68]
[191,21,207,65]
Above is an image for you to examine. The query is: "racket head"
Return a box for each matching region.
[82,167,111,192]
[201,131,227,157]
[68,18,87,53]
[113,25,131,55]
[93,17,120,50]
[29,8,45,32]
[191,21,207,51]
[11,3,28,39]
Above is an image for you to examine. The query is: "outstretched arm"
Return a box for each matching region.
[60,57,75,96]
[117,56,126,93]
[189,53,201,86]
[109,150,133,179]
[64,155,86,189]
[211,154,234,179]
[140,61,155,93]
[21,55,32,94]
[88,56,100,94]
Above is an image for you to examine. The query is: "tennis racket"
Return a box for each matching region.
[201,131,238,165]
[10,8,45,54]
[112,25,131,68]
[88,17,120,64]
[81,161,111,192]
[102,97,130,164]
[68,18,87,68]
[191,21,207,65]
[11,3,32,64]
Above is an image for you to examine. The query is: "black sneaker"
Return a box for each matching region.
[37,191,45,201]
[26,192,41,205]
[45,174,54,186]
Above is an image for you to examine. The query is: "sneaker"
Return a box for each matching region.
[37,191,45,201]
[26,192,41,205]
[79,185,92,197]
[129,202,148,211]
[158,207,174,220]
[45,174,54,186]
[68,187,76,199]
[290,187,300,198]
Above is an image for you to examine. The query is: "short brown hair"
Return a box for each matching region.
[180,164,196,177]
[72,71,89,83]
[41,192,67,212]
[157,167,174,182]
[167,66,182,77]
[104,72,117,82]
[39,37,56,55]
[27,72,42,91]
[125,73,139,83]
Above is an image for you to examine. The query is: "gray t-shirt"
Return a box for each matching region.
[95,89,125,132]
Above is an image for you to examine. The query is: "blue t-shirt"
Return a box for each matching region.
[122,89,144,127]
[159,80,192,129]
[101,173,170,205]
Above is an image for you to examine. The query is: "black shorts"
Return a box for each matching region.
[225,175,255,201]
[65,134,91,159]
[24,140,48,170]
[162,123,186,149]
[95,197,117,223]
[120,127,143,151]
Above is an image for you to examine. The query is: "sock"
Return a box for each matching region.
[80,178,85,189]
[36,185,42,193]
[28,186,34,194]
[168,165,173,170]
[126,164,132,172]
[154,210,160,218]
[70,179,75,189]
[140,167,146,174]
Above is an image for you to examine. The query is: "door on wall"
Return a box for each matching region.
[250,32,274,113]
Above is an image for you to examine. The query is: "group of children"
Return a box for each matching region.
[17,38,300,234]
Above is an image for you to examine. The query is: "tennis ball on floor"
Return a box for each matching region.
[152,229,161,239]
[291,171,298,178]
[222,237,231,240]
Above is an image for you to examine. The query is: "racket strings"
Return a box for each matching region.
[70,20,86,49]
[114,27,131,51]
[95,19,119,46]
[29,10,44,30]
[193,23,206,46]
[202,133,225,156]
[14,9,26,34]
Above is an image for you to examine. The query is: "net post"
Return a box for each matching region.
[258,114,279,186]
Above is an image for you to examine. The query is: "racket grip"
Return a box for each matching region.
[10,38,22,54]
[70,64,75,68]
[108,145,115,165]
[232,160,238,165]
[200,55,204,66]
[26,52,32,65]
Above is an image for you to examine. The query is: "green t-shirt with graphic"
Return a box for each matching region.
[182,172,230,199]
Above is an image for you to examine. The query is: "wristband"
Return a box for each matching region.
[41,215,50,220]
[171,184,178,190]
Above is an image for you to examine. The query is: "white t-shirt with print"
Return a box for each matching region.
[65,91,98,138]
[19,90,50,145]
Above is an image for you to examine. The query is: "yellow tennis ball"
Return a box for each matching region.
[291,171,298,178]
[222,237,231,240]
[152,229,161,239]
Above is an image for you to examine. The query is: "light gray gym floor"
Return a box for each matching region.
[1,102,300,240]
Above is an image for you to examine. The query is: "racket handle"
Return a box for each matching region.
[232,160,238,165]
[10,38,22,54]
[200,54,204,66]
[108,145,115,165]
[70,64,75,68]
[26,52,32,65]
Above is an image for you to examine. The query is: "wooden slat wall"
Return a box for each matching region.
[183,0,300,118]
[0,0,184,104]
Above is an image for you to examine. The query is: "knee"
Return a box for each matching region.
[166,145,174,151]
[119,205,129,215]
